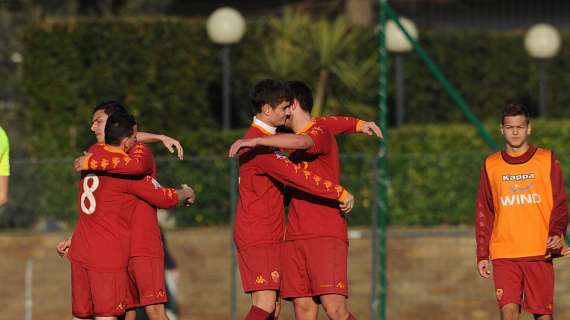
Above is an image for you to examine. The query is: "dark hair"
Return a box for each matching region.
[93,100,128,116]
[250,79,291,114]
[104,111,137,146]
[501,103,530,124]
[286,80,313,113]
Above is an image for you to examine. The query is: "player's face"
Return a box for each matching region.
[501,115,531,149]
[268,101,291,127]
[91,110,108,143]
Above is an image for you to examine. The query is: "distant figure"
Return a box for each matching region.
[0,126,9,208]
[475,103,568,320]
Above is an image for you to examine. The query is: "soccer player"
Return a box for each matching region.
[0,126,9,208]
[67,112,195,320]
[234,79,355,320]
[59,101,188,320]
[475,103,567,320]
[237,81,379,320]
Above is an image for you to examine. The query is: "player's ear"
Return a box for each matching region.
[500,125,504,136]
[527,122,532,135]
[262,103,272,116]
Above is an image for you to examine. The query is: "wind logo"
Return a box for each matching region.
[500,193,541,206]
[502,173,535,182]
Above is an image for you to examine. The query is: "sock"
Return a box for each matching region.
[347,313,357,320]
[245,305,270,320]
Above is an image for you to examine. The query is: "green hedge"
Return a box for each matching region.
[15,17,570,227]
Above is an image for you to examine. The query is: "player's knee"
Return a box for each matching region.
[500,303,519,320]
[144,304,168,320]
[322,303,349,320]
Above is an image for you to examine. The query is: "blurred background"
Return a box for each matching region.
[2,0,570,319]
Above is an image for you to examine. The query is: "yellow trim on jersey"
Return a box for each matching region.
[102,145,128,156]
[296,120,316,134]
[0,126,9,176]
[338,190,348,203]
[356,120,365,133]
[251,123,275,136]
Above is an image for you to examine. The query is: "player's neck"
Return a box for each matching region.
[255,114,275,127]
[292,112,312,133]
[505,142,529,156]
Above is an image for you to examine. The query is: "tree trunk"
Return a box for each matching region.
[345,0,374,27]
[312,68,329,117]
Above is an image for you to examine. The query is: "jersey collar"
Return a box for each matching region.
[252,116,277,136]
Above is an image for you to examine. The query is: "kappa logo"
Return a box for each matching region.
[271,271,280,283]
[336,281,346,289]
[502,173,535,182]
[255,275,266,285]
[496,288,503,301]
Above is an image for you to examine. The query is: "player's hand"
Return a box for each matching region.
[161,135,184,160]
[358,121,383,139]
[228,138,258,157]
[339,192,354,214]
[73,152,91,172]
[180,184,195,206]
[546,235,562,250]
[56,238,71,257]
[477,259,491,278]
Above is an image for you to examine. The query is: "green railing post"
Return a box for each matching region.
[384,4,499,150]
[377,1,390,319]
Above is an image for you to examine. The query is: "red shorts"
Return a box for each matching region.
[492,259,554,315]
[71,263,129,318]
[281,237,348,299]
[237,243,281,293]
[127,256,168,309]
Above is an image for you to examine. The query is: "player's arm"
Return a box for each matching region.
[475,165,495,278]
[228,134,314,157]
[547,152,568,251]
[317,116,383,138]
[75,143,153,176]
[136,132,184,160]
[129,177,195,209]
[256,152,354,213]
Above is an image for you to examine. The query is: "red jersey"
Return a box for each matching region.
[285,117,362,243]
[475,145,568,262]
[234,120,349,250]
[83,143,165,257]
[68,145,178,271]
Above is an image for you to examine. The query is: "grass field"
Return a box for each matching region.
[2,227,570,319]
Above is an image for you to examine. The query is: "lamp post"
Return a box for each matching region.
[207,7,246,131]
[524,23,561,117]
[386,17,418,127]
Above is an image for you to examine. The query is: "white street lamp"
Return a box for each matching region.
[524,23,561,117]
[386,17,418,127]
[207,7,246,130]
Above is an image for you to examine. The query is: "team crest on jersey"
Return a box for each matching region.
[496,288,503,301]
[274,150,287,160]
[271,271,280,283]
[255,275,266,285]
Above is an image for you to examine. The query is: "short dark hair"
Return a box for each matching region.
[250,79,291,114]
[286,80,313,113]
[501,103,530,124]
[104,111,136,146]
[93,100,128,116]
